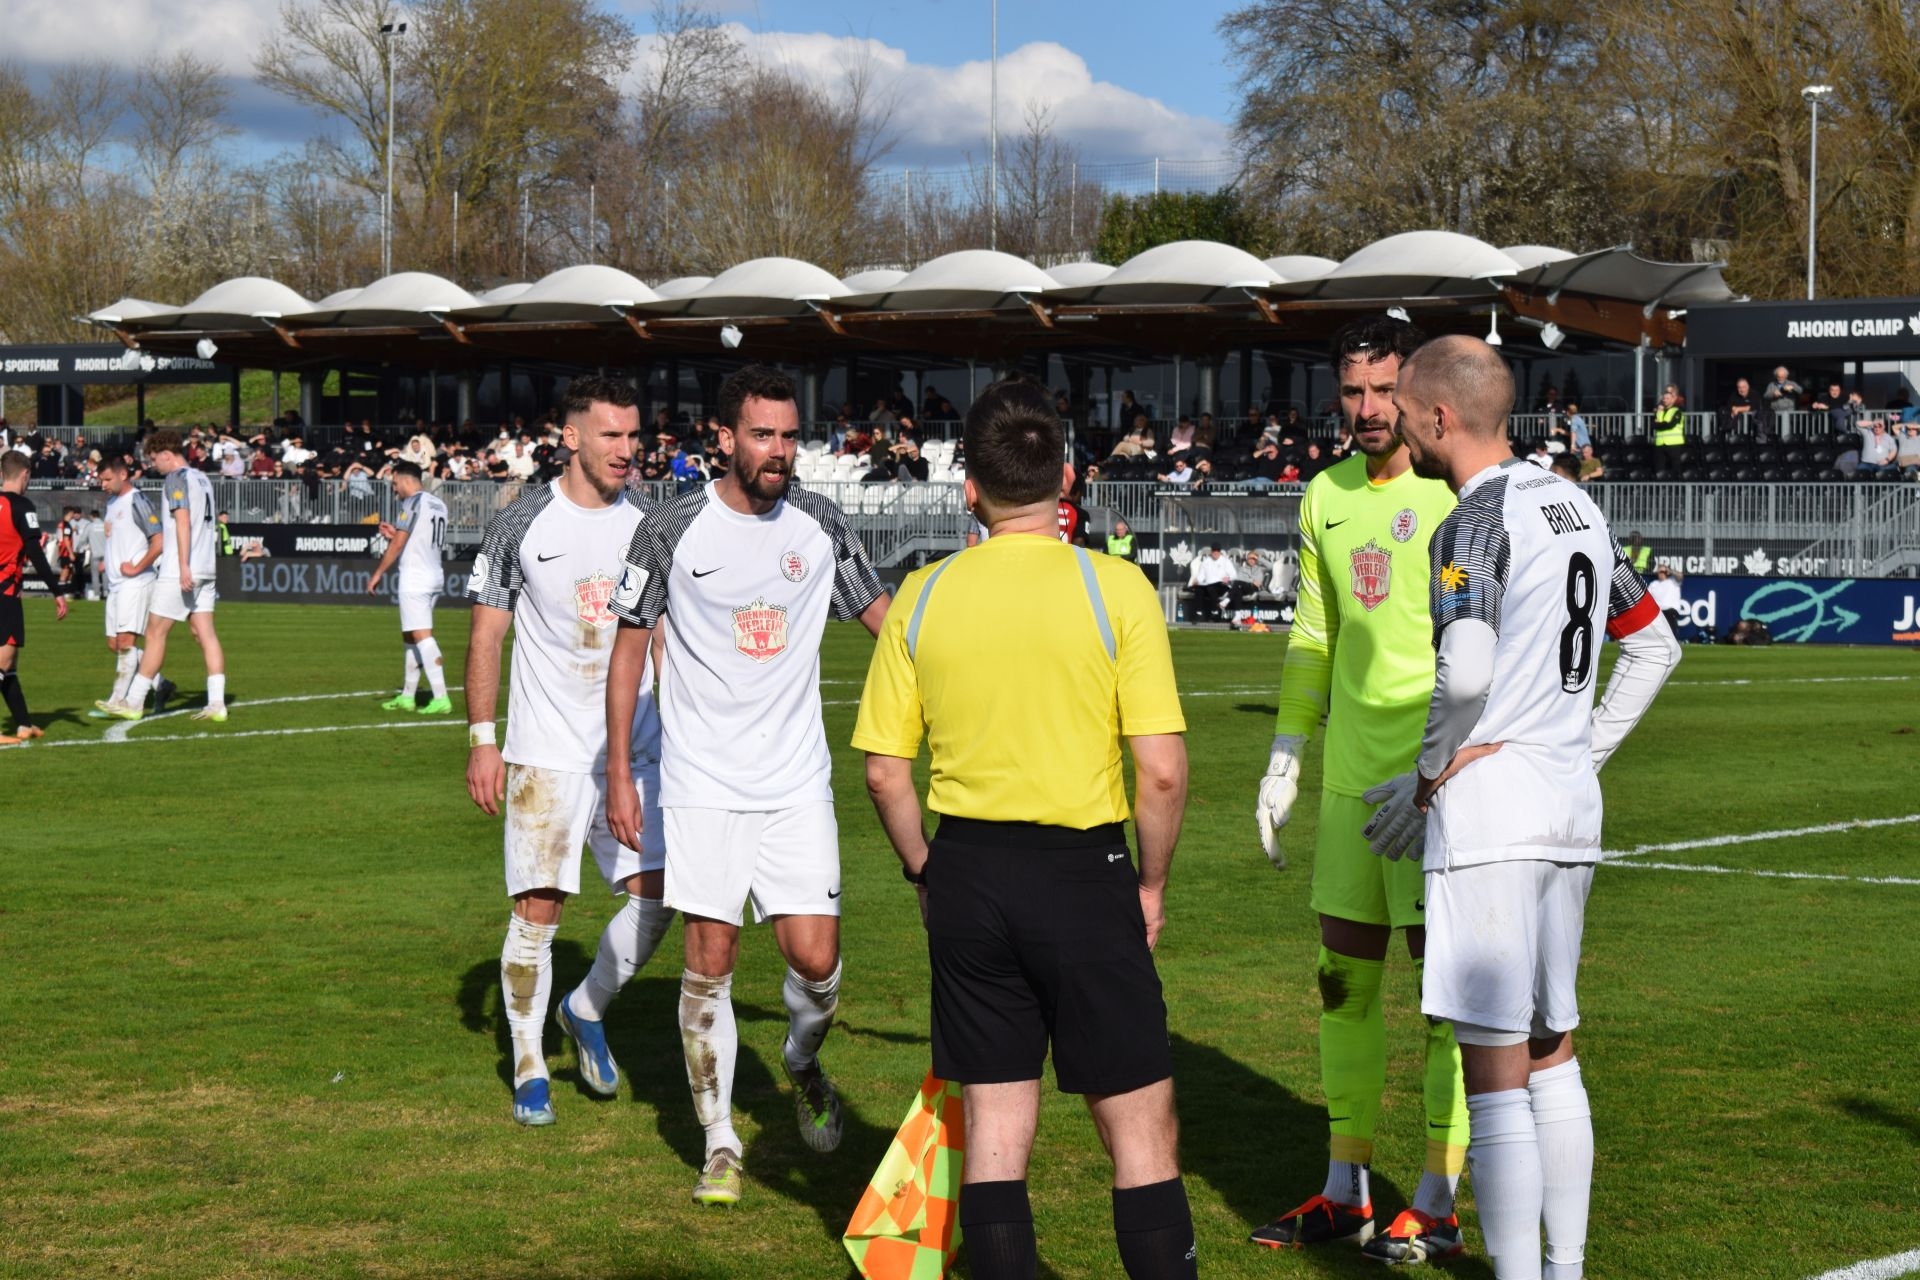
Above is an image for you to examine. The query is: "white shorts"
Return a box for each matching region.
[104,580,155,637]
[662,803,840,926]
[398,588,439,633]
[150,577,217,622]
[503,762,665,898]
[1421,859,1595,1043]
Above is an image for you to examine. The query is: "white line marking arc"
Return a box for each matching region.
[1602,814,1920,887]
[1805,1247,1920,1280]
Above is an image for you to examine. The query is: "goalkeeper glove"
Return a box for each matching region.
[1255,733,1306,870]
[1361,771,1425,862]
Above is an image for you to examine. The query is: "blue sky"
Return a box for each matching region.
[8,0,1244,171]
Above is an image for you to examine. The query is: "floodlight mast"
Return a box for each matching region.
[381,21,409,277]
[1802,83,1833,301]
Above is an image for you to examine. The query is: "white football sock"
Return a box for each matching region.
[1467,1089,1543,1280]
[573,896,675,1019]
[401,645,421,697]
[416,636,448,699]
[125,672,154,707]
[781,961,841,1075]
[1530,1059,1593,1280]
[207,674,226,708]
[501,914,557,1087]
[110,649,138,702]
[680,969,741,1156]
[1322,1160,1371,1210]
[1412,1169,1460,1220]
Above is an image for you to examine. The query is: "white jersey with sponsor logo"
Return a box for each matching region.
[103,488,163,589]
[1424,461,1660,869]
[610,480,884,810]
[159,467,219,580]
[468,481,659,776]
[393,490,449,593]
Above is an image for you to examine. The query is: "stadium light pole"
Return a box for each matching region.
[1802,83,1832,301]
[988,0,998,252]
[381,20,409,277]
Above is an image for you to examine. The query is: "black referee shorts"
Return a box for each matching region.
[926,816,1173,1096]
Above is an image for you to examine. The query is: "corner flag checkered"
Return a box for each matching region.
[843,1071,966,1279]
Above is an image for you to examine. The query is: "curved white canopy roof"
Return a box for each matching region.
[643,257,848,317]
[473,282,533,305]
[1043,261,1115,288]
[1507,247,1734,308]
[455,265,660,322]
[1281,231,1520,299]
[1263,254,1339,282]
[838,250,1060,310]
[88,297,172,326]
[312,287,364,310]
[1050,240,1277,304]
[285,272,480,327]
[1500,245,1575,272]
[132,277,314,330]
[840,268,909,292]
[651,276,712,299]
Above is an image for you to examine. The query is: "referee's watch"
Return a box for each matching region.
[901,863,927,886]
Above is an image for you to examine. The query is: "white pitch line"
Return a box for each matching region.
[1667,675,1915,688]
[98,686,467,744]
[1605,814,1920,859]
[34,719,470,749]
[1608,859,1920,887]
[1805,1248,1920,1280]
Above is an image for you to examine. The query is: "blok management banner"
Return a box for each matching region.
[1670,575,1920,646]
[215,557,477,607]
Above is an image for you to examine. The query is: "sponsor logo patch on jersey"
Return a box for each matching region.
[780,550,809,583]
[731,597,789,663]
[1391,508,1418,543]
[1349,539,1392,611]
[574,571,618,628]
[1439,562,1468,593]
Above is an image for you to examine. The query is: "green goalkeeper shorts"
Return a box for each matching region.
[1309,789,1427,929]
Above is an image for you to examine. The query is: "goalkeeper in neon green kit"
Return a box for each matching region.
[1249,315,1469,1265]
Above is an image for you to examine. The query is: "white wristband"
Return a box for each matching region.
[468,722,497,749]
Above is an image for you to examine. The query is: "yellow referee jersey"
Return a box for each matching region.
[851,534,1185,828]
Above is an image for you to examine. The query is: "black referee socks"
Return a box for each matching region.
[1112,1177,1199,1280]
[958,1179,1037,1280]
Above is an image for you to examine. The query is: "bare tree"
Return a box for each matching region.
[129,52,240,193]
[46,62,119,198]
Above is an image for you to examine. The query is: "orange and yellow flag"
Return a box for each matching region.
[843,1071,966,1279]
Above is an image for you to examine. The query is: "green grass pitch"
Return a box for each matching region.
[1,598,1916,1278]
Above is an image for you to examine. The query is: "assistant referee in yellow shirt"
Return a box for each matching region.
[854,375,1196,1280]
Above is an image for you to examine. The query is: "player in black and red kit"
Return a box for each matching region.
[0,451,71,743]
[1056,468,1092,547]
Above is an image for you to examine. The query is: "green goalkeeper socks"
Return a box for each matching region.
[1318,946,1386,1169]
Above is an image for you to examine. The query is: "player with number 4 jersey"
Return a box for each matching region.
[1377,335,1679,1280]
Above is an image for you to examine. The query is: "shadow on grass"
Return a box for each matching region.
[1233,702,1279,717]
[1838,1095,1920,1145]
[1170,1032,1494,1279]
[456,940,592,1090]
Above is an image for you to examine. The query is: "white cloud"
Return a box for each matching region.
[5,0,272,75]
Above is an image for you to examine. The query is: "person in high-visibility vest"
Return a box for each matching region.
[1625,531,1652,575]
[1106,518,1135,561]
[216,512,236,557]
[1653,385,1686,479]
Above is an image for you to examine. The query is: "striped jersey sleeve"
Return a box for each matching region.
[130,491,161,532]
[395,493,421,531]
[1429,474,1512,644]
[468,485,554,611]
[787,484,883,620]
[1603,540,1661,638]
[612,487,707,629]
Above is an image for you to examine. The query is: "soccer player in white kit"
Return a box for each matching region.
[1368,336,1680,1280]
[368,461,453,714]
[106,430,230,722]
[464,376,675,1127]
[604,364,891,1206]
[92,456,163,715]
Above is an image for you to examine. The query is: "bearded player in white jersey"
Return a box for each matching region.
[104,429,228,721]
[369,461,453,714]
[1368,336,1679,1280]
[605,364,891,1206]
[91,455,163,715]
[465,376,675,1128]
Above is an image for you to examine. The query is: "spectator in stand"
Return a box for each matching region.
[505,438,538,480]
[1167,415,1197,456]
[1856,419,1899,477]
[1196,412,1218,453]
[1764,366,1803,431]
[1228,550,1267,616]
[1160,456,1195,486]
[1647,564,1684,634]
[1578,444,1605,482]
[1724,378,1756,436]
[1565,402,1591,451]
[1897,424,1920,479]
[1549,452,1580,482]
[1187,544,1233,621]
[1300,441,1327,480]
[1117,389,1143,433]
[1331,422,1355,459]
[248,447,280,478]
[1247,438,1286,490]
[1528,441,1555,469]
[1653,384,1686,478]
